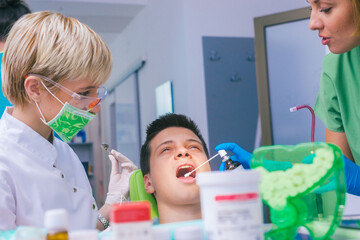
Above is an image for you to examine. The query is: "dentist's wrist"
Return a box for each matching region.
[98,213,109,230]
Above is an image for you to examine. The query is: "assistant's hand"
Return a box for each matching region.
[315,155,360,196]
[215,143,252,170]
[106,150,138,204]
[343,155,360,196]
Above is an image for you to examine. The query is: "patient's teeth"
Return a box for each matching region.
[179,165,193,169]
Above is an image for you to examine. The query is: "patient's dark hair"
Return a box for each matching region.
[0,0,31,41]
[140,113,209,175]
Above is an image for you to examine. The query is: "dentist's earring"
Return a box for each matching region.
[144,174,155,194]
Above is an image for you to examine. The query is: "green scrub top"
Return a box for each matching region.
[0,51,12,116]
[314,46,360,164]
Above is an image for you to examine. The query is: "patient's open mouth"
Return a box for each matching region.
[176,165,196,178]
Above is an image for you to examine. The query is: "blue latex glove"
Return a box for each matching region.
[315,155,360,196]
[215,143,252,170]
[343,155,360,196]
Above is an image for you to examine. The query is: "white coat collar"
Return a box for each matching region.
[1,107,58,166]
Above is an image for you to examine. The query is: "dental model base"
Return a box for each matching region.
[251,142,346,240]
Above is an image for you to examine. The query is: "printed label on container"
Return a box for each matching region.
[208,192,263,240]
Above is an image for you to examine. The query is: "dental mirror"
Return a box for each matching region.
[101,143,111,154]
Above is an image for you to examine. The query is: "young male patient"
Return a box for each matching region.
[140,113,211,224]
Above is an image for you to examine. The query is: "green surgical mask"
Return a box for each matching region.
[36,83,95,142]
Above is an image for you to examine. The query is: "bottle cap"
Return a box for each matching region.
[111,201,151,223]
[44,208,68,232]
[218,150,227,158]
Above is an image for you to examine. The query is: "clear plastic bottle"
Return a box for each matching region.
[44,209,69,240]
[218,150,241,170]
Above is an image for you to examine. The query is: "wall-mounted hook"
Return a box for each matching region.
[230,72,241,82]
[246,51,255,62]
[209,50,221,61]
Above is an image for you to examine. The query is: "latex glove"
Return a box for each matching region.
[342,155,360,196]
[315,155,360,196]
[105,150,138,204]
[215,143,252,170]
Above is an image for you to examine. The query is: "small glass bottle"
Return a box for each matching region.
[218,150,241,170]
[44,209,69,240]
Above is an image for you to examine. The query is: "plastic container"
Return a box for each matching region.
[44,209,69,240]
[197,170,263,240]
[111,201,152,240]
[68,230,98,240]
[174,225,203,240]
[14,226,46,240]
[151,227,171,240]
[252,142,346,240]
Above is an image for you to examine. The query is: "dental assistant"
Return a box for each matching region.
[0,11,125,231]
[217,0,360,196]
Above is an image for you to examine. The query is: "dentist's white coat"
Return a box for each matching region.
[0,107,97,230]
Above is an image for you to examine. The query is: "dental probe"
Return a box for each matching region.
[184,153,219,178]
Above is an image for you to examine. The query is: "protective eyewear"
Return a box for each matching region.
[28,73,107,111]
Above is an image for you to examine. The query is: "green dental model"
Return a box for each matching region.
[251,142,346,240]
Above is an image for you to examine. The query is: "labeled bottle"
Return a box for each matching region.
[111,201,152,240]
[44,209,69,240]
[218,150,241,170]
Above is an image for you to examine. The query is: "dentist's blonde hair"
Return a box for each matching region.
[2,11,112,107]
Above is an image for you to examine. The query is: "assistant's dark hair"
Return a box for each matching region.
[140,113,209,175]
[0,0,31,41]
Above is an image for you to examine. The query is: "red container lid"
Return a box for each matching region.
[111,201,151,223]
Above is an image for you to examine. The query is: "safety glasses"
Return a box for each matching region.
[28,73,107,111]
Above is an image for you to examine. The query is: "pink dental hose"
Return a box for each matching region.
[290,105,315,143]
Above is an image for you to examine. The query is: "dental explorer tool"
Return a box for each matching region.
[184,153,219,178]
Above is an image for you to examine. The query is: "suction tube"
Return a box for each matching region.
[290,105,315,142]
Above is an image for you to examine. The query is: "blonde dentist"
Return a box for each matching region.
[0,11,133,231]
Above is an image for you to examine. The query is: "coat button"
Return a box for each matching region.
[73,188,77,193]
[93,204,96,210]
[53,164,56,168]
[61,173,64,178]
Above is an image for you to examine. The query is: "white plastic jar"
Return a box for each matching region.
[197,170,263,240]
